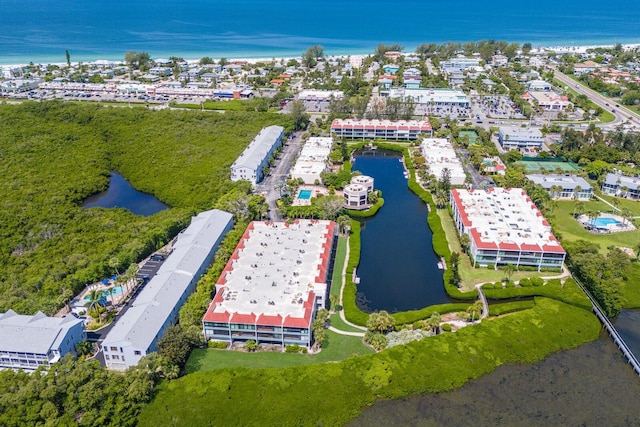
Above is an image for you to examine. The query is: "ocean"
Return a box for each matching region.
[1,0,639,65]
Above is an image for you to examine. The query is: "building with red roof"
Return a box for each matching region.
[330,118,432,141]
[450,188,565,270]
[202,220,337,348]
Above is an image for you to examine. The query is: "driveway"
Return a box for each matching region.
[254,131,304,221]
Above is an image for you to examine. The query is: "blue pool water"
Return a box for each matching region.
[84,286,123,301]
[298,190,312,200]
[592,217,620,227]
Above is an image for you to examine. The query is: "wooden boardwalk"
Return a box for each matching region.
[573,275,640,377]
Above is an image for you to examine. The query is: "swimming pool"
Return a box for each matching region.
[592,217,621,227]
[298,189,312,200]
[84,285,123,301]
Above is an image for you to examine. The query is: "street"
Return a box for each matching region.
[254,131,304,221]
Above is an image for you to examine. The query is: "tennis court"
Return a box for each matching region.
[515,158,579,173]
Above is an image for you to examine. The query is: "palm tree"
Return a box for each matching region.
[467,299,484,323]
[573,201,585,218]
[336,215,351,236]
[426,312,441,334]
[622,208,632,227]
[504,263,516,283]
[85,289,106,323]
[460,233,471,253]
[587,210,599,227]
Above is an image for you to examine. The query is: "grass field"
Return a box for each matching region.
[553,199,640,253]
[330,237,347,299]
[185,330,374,373]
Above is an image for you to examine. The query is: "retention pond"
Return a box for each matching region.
[353,151,451,313]
[82,172,169,216]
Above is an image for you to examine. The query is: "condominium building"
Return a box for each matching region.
[0,311,85,371]
[526,174,592,200]
[601,172,640,200]
[102,209,233,370]
[230,126,285,185]
[330,119,432,140]
[290,137,333,184]
[202,220,337,348]
[387,88,470,107]
[450,188,566,270]
[497,126,543,150]
[420,138,466,186]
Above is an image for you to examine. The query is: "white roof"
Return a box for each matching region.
[421,138,466,184]
[231,126,284,171]
[290,137,332,183]
[298,90,344,100]
[102,209,233,352]
[388,88,469,105]
[0,310,83,355]
[207,220,335,322]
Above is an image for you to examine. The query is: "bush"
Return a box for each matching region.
[486,263,495,270]
[519,278,531,287]
[364,330,388,351]
[285,344,304,353]
[441,323,452,332]
[531,277,544,287]
[207,341,228,349]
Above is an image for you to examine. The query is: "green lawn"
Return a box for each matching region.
[437,209,549,290]
[185,330,373,373]
[595,193,640,216]
[552,200,640,253]
[330,237,347,299]
[329,313,366,333]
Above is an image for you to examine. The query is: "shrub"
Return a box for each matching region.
[486,263,495,270]
[519,278,532,287]
[207,341,228,349]
[531,277,544,287]
[285,344,302,353]
[505,281,515,288]
[364,330,388,351]
[441,323,452,332]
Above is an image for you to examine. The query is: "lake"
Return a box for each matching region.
[82,172,169,216]
[353,151,450,313]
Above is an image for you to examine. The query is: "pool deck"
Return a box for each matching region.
[578,213,636,233]
[291,185,329,206]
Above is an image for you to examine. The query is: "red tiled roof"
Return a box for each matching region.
[231,312,256,324]
[520,243,542,252]
[542,244,566,254]
[499,242,520,251]
[256,313,283,327]
[203,310,230,323]
[470,228,498,250]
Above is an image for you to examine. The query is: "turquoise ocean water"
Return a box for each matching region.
[1,0,639,64]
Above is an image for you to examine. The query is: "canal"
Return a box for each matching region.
[82,172,169,216]
[353,151,451,313]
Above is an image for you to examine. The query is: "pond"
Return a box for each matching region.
[82,172,169,216]
[352,151,451,313]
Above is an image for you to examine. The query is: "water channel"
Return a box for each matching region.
[82,172,169,216]
[353,151,450,313]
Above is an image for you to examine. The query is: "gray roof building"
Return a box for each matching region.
[526,174,592,199]
[0,310,85,370]
[102,209,233,370]
[230,125,285,185]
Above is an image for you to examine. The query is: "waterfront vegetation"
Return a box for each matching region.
[0,101,292,314]
[139,298,600,426]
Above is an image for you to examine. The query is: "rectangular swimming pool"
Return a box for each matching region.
[298,189,312,200]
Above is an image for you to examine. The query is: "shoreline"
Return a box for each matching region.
[2,42,639,69]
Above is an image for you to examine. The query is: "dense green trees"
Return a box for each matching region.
[0,102,292,314]
[0,356,160,426]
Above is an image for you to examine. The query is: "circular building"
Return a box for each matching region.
[343,183,369,208]
[350,175,374,192]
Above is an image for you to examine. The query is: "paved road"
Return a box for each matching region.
[551,67,640,129]
[254,131,304,221]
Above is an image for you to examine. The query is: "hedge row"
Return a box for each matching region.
[343,220,369,326]
[488,300,535,316]
[394,303,471,325]
[346,197,385,218]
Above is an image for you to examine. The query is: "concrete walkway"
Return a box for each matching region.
[594,194,618,211]
[337,238,367,332]
[328,326,365,337]
[474,284,489,320]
